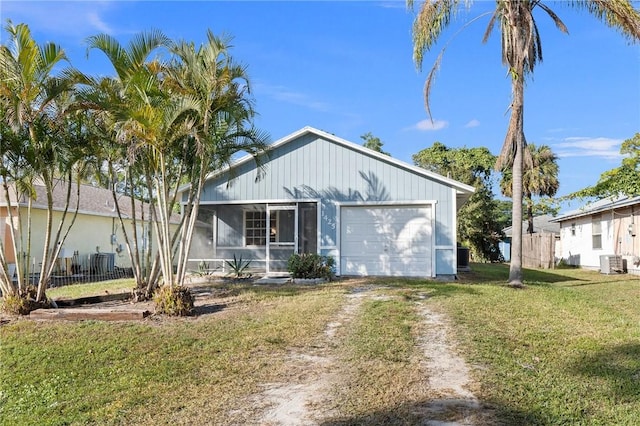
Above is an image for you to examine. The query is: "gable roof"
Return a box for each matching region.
[180,126,475,202]
[503,214,560,237]
[551,195,640,223]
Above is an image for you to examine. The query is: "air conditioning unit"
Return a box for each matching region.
[600,255,623,274]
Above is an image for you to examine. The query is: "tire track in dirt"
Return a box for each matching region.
[416,304,489,426]
[242,287,372,425]
[230,287,492,425]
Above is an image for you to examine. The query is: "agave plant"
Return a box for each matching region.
[224,255,252,279]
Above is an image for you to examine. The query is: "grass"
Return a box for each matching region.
[328,292,426,423]
[1,285,346,425]
[46,279,136,300]
[437,264,640,425]
[1,266,639,425]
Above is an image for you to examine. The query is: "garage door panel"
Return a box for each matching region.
[340,205,432,277]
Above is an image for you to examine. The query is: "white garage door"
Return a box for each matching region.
[340,205,432,277]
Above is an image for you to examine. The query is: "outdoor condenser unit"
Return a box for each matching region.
[599,255,623,274]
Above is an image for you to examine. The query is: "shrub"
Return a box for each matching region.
[287,253,335,280]
[0,286,49,315]
[153,285,194,316]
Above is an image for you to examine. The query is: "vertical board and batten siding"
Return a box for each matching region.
[198,133,460,275]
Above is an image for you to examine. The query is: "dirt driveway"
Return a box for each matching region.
[4,279,496,425]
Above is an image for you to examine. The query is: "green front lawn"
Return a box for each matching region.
[1,266,638,425]
[436,264,640,425]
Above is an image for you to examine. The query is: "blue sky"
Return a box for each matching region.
[2,1,639,210]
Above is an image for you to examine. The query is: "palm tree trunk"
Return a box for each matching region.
[506,2,526,287]
[2,181,21,295]
[36,178,54,302]
[175,161,206,285]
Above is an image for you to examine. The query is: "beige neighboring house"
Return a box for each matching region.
[551,196,640,275]
[1,180,159,278]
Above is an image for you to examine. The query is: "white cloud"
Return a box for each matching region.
[87,12,114,35]
[2,1,118,37]
[412,118,449,131]
[552,136,623,160]
[377,1,408,9]
[464,119,480,128]
[254,83,330,112]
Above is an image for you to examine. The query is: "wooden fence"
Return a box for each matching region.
[522,233,556,269]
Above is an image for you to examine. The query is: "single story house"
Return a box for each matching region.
[183,126,475,278]
[551,195,640,274]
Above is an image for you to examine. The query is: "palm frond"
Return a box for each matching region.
[569,0,640,42]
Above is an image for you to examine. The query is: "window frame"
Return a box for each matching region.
[244,210,267,247]
[592,214,602,250]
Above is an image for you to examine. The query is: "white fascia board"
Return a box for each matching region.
[191,198,321,206]
[336,200,437,207]
[552,196,640,223]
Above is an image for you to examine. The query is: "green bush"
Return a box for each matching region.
[287,253,335,280]
[153,285,194,316]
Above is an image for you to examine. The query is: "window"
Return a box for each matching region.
[244,210,276,246]
[245,211,266,246]
[570,222,576,237]
[592,215,602,250]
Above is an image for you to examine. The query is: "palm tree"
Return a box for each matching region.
[83,30,179,295]
[408,0,640,286]
[501,143,559,234]
[168,31,270,287]
[0,21,81,303]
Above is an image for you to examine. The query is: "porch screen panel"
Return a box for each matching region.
[299,203,318,254]
[216,205,243,247]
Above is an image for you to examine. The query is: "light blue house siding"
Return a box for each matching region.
[186,127,473,277]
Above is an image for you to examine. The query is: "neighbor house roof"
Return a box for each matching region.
[503,214,561,237]
[178,126,475,203]
[0,180,179,222]
[551,195,640,223]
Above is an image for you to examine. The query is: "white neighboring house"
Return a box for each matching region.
[551,196,640,275]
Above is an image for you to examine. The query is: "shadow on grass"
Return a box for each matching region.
[192,303,227,315]
[571,343,640,401]
[561,274,638,287]
[460,263,589,286]
[317,396,552,426]
[339,277,483,299]
[189,281,321,300]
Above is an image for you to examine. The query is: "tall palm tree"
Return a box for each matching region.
[501,143,559,234]
[408,0,640,286]
[83,30,182,294]
[0,21,80,302]
[168,31,270,287]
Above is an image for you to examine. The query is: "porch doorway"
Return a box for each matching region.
[267,205,297,273]
[266,203,318,274]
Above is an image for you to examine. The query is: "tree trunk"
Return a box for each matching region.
[506,3,526,287]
